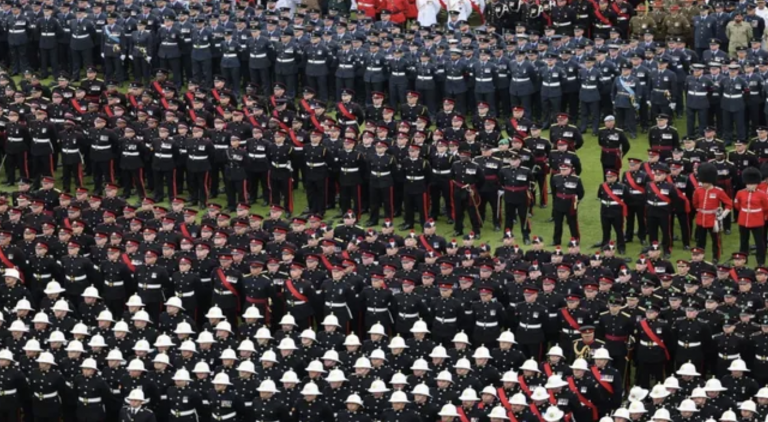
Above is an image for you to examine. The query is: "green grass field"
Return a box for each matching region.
[10,74,740,263]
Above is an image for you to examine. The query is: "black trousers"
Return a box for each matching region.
[445,91,467,115]
[452,190,481,233]
[252,68,272,96]
[510,94,533,118]
[741,225,766,265]
[62,163,84,193]
[417,88,437,117]
[222,66,241,97]
[153,169,176,201]
[369,186,393,224]
[429,180,451,219]
[647,211,672,254]
[475,91,496,116]
[579,100,600,134]
[5,152,29,183]
[92,159,115,194]
[158,57,182,87]
[479,190,500,227]
[275,73,298,98]
[188,171,210,204]
[121,168,146,198]
[403,191,428,227]
[39,47,58,79]
[562,91,579,124]
[636,362,666,389]
[541,96,561,128]
[601,212,624,249]
[134,56,151,84]
[305,178,327,215]
[336,77,355,101]
[225,178,247,208]
[104,55,124,83]
[269,176,292,212]
[671,211,691,247]
[9,43,28,74]
[209,161,225,196]
[695,226,722,261]
[339,184,362,219]
[389,82,408,108]
[505,201,530,239]
[182,54,193,85]
[30,154,54,182]
[686,107,708,138]
[247,171,268,203]
[553,209,579,245]
[722,109,746,143]
[70,47,92,79]
[306,74,329,101]
[625,204,647,242]
[193,58,213,87]
[364,81,385,105]
[615,107,637,136]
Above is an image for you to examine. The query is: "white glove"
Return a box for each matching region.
[669,103,677,109]
[646,101,651,106]
[129,55,133,60]
[120,55,125,60]
[721,209,730,220]
[101,53,105,58]
[147,56,152,62]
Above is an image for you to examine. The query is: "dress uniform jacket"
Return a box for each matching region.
[36,15,60,49]
[685,74,713,109]
[444,58,468,94]
[540,65,567,99]
[721,75,748,112]
[74,374,110,422]
[70,18,95,50]
[119,406,157,422]
[363,51,388,83]
[191,28,212,61]
[157,26,182,59]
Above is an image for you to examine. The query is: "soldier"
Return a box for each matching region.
[28,109,57,184]
[597,115,631,177]
[550,163,584,246]
[37,5,61,80]
[579,56,602,136]
[634,304,671,388]
[648,114,680,161]
[597,170,629,254]
[509,50,537,118]
[365,141,397,228]
[69,8,96,79]
[131,20,154,85]
[472,50,498,117]
[721,63,748,145]
[735,168,768,266]
[156,16,183,88]
[685,64,713,137]
[220,29,242,98]
[224,136,248,211]
[401,145,431,230]
[629,4,656,38]
[303,130,332,217]
[444,49,469,115]
[743,61,764,136]
[499,152,532,243]
[267,129,294,215]
[450,147,484,237]
[540,54,566,130]
[693,163,733,263]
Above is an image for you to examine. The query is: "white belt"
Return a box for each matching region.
[548,313,558,318]
[223,54,238,58]
[201,278,211,283]
[277,58,295,63]
[36,392,59,399]
[433,169,452,175]
[139,283,163,289]
[33,138,51,143]
[111,389,120,395]
[190,155,208,160]
[406,175,425,181]
[294,147,303,151]
[214,288,234,295]
[68,274,88,281]
[601,200,619,206]
[640,340,658,347]
[435,317,457,323]
[647,200,669,206]
[367,307,388,312]
[73,33,90,38]
[543,82,560,87]
[171,409,197,417]
[41,32,56,36]
[567,77,577,81]
[630,189,642,194]
[447,76,464,80]
[176,291,195,297]
[214,144,229,149]
[50,119,64,123]
[578,14,589,18]
[687,91,707,96]
[417,75,433,80]
[513,78,530,82]
[36,274,52,279]
[212,413,236,421]
[161,41,178,46]
[325,302,347,308]
[742,208,762,212]
[367,67,382,71]
[476,77,493,82]
[249,153,266,159]
[555,21,572,26]
[562,328,579,334]
[719,353,740,360]
[582,85,597,90]
[8,137,23,142]
[599,77,612,81]
[392,72,406,76]
[339,64,354,69]
[617,16,628,20]
[155,153,173,158]
[519,323,542,329]
[341,167,359,172]
[78,397,100,404]
[0,389,16,396]
[698,209,718,214]
[194,44,210,49]
[372,171,391,177]
[677,341,701,347]
[250,53,267,58]
[104,280,124,287]
[399,312,419,318]
[271,162,290,168]
[123,151,140,156]
[160,395,168,400]
[244,402,253,407]
[92,144,111,150]
[724,94,743,98]
[184,39,192,42]
[307,162,326,168]
[308,59,326,64]
[756,355,768,361]
[477,321,499,327]
[62,149,80,154]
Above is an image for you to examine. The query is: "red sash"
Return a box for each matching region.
[543,363,554,377]
[666,176,691,213]
[189,108,198,123]
[215,106,226,117]
[128,95,139,109]
[498,389,517,421]
[566,377,598,420]
[547,392,557,406]
[530,404,545,422]
[185,92,194,104]
[468,0,485,23]
[601,183,628,217]
[288,130,304,148]
[625,171,645,194]
[611,2,629,19]
[270,95,278,109]
[160,97,171,110]
[310,114,325,132]
[639,319,670,360]
[286,279,309,302]
[561,308,581,331]
[320,255,334,272]
[272,110,291,132]
[180,223,191,238]
[457,407,471,422]
[338,102,357,122]
[63,218,72,229]
[212,88,222,103]
[300,99,313,114]
[643,162,654,176]
[243,108,260,128]
[104,106,114,118]
[216,268,241,311]
[592,4,613,25]
[153,81,164,96]
[590,366,614,395]
[649,182,672,204]
[730,268,740,282]
[121,253,136,273]
[71,99,85,114]
[419,235,435,253]
[0,249,17,275]
[509,118,526,138]
[518,375,532,396]
[689,174,700,190]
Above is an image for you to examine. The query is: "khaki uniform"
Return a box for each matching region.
[681,5,698,21]
[726,21,754,56]
[650,10,668,38]
[630,15,658,37]
[663,13,691,37]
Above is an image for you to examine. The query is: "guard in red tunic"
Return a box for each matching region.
[692,162,734,263]
[734,167,768,266]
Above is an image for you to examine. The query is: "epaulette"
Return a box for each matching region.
[735,333,745,338]
[751,331,762,337]
[600,310,609,315]
[652,294,663,299]
[712,332,723,338]
[614,127,624,132]
[491,156,502,161]
[596,339,605,344]
[520,166,531,171]
[620,312,631,318]
[96,78,104,82]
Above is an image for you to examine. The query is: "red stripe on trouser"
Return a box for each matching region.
[357,186,362,219]
[23,152,29,178]
[138,168,146,197]
[109,160,115,183]
[542,175,548,205]
[288,178,293,212]
[423,193,428,222]
[389,187,394,219]
[77,163,84,187]
[49,156,54,176]
[172,169,177,197]
[243,180,248,203]
[450,185,456,220]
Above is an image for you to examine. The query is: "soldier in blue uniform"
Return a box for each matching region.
[444,48,468,115]
[693,5,717,58]
[649,58,677,122]
[6,3,29,76]
[388,48,410,109]
[721,63,748,145]
[274,32,300,99]
[102,13,126,84]
[36,5,60,80]
[363,41,387,106]
[596,49,619,119]
[578,56,602,136]
[612,63,641,138]
[191,17,213,88]
[685,63,713,137]
[743,61,764,136]
[508,50,537,118]
[540,53,566,130]
[70,7,95,79]
[305,31,331,102]
[334,39,358,103]
[156,16,183,88]
[471,49,497,117]
[130,20,153,85]
[629,53,652,132]
[220,29,241,98]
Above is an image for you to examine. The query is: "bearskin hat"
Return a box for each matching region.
[743,167,763,185]
[698,162,718,185]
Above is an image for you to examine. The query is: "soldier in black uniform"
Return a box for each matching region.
[550,163,585,246]
[634,304,672,388]
[223,136,248,212]
[645,163,679,257]
[88,116,118,195]
[499,152,532,243]
[151,127,178,203]
[365,141,397,228]
[186,126,213,207]
[598,116,631,177]
[267,130,294,215]
[597,169,629,254]
[450,147,484,236]
[337,138,366,219]
[4,110,30,186]
[474,145,503,232]
[400,145,431,230]
[303,132,333,217]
